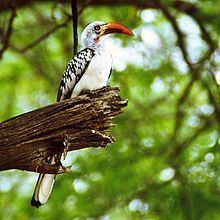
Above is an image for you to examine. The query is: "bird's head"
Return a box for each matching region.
[81,21,134,49]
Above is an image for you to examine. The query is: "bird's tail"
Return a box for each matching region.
[31,173,56,208]
[31,156,57,208]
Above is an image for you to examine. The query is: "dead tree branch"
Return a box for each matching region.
[0,87,127,174]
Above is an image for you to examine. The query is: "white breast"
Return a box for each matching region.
[71,49,112,98]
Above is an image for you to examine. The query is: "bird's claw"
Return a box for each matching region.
[57,165,72,174]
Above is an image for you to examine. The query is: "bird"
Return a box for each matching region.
[31,21,133,208]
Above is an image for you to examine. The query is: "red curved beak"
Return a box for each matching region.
[101,22,134,37]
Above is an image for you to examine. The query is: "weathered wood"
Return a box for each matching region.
[0,87,127,174]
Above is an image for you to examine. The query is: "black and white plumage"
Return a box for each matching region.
[31,21,133,208]
[57,48,95,101]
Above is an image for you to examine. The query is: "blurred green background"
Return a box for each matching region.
[0,0,219,219]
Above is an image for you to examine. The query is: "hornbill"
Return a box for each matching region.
[31,21,133,207]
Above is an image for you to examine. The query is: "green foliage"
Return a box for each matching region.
[0,1,219,219]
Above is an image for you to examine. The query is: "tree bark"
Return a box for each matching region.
[0,87,127,174]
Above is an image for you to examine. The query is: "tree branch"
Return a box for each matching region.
[0,0,203,13]
[0,87,127,174]
[154,0,194,73]
[173,0,217,54]
[171,77,194,139]
[0,0,155,12]
[13,0,90,53]
[17,18,71,53]
[0,7,16,59]
[71,0,78,55]
[170,116,214,161]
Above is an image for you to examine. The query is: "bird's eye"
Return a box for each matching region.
[94,25,101,31]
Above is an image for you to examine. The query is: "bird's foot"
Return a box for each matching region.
[102,85,111,89]
[57,165,72,174]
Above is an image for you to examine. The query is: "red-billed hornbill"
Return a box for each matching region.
[31,21,133,207]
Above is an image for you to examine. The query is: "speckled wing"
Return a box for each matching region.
[57,48,95,101]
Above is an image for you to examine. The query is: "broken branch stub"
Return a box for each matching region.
[0,87,127,174]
